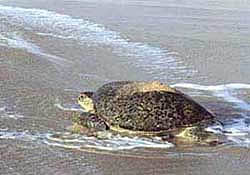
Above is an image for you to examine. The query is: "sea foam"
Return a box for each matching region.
[0,129,173,151]
[0,5,196,80]
[172,83,250,110]
[0,32,71,66]
[172,83,250,147]
[0,106,24,120]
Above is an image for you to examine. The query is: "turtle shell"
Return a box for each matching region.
[91,81,215,132]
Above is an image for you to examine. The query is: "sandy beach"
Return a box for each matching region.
[1,0,250,174]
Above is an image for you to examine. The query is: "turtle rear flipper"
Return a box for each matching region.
[174,126,222,146]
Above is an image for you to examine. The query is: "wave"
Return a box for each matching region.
[0,32,71,66]
[0,5,196,79]
[0,129,173,151]
[172,83,250,110]
[172,83,250,91]
[0,106,24,120]
[54,103,85,112]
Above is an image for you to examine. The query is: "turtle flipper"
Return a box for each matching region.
[174,126,221,145]
[72,112,109,131]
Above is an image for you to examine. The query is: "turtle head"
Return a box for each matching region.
[78,92,95,113]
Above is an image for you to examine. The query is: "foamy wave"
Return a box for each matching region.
[227,137,250,147]
[0,32,71,66]
[206,116,250,147]
[45,133,173,151]
[0,106,24,120]
[172,83,250,91]
[0,107,6,112]
[223,117,250,147]
[0,129,173,150]
[0,5,196,79]
[223,117,250,136]
[214,91,250,110]
[54,103,85,112]
[172,83,250,110]
[0,130,45,141]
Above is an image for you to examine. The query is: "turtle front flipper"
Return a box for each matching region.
[71,112,109,135]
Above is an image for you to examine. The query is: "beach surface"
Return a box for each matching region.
[1,0,250,174]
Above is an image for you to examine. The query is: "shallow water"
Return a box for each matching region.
[1,0,250,174]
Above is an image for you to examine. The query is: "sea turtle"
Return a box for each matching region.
[72,81,220,144]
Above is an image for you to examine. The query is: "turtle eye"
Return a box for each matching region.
[78,96,82,101]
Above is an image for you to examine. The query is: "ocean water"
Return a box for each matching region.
[1,0,250,174]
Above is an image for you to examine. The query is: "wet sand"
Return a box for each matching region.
[1,139,250,175]
[1,0,250,174]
